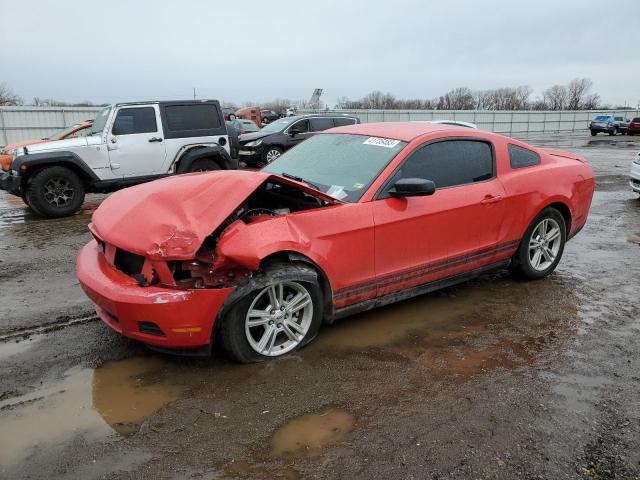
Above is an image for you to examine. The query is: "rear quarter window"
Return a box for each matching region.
[509,144,541,169]
[165,104,221,131]
[333,117,357,127]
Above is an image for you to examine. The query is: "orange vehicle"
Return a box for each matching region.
[0,120,93,171]
[235,107,262,126]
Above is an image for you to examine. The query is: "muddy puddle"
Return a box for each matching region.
[314,274,578,380]
[270,408,356,459]
[0,356,189,467]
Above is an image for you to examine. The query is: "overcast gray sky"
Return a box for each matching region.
[1,0,639,107]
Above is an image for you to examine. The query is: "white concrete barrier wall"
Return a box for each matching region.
[299,109,640,135]
[2,106,640,146]
[0,106,102,146]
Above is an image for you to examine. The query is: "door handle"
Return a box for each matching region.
[148,137,163,143]
[481,195,503,205]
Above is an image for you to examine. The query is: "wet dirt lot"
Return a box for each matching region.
[1,133,639,479]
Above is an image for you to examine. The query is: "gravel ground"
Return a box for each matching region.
[0,133,639,480]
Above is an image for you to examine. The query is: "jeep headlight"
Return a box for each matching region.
[244,139,263,147]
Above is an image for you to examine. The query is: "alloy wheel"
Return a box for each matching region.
[265,149,281,164]
[245,281,313,356]
[43,177,75,207]
[528,218,562,271]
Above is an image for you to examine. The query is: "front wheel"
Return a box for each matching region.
[590,130,597,136]
[24,166,85,218]
[510,208,566,280]
[220,264,323,363]
[263,146,283,165]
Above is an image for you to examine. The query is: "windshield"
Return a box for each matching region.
[594,115,611,121]
[90,107,112,135]
[44,126,75,140]
[263,133,407,203]
[260,117,297,133]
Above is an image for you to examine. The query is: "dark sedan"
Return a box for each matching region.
[237,114,359,166]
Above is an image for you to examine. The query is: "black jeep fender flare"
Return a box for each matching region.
[175,146,237,173]
[12,151,100,185]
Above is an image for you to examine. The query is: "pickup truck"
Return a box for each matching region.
[0,100,235,218]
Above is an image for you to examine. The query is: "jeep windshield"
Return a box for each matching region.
[262,133,407,203]
[90,106,112,135]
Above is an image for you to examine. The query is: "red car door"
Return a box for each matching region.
[372,138,507,298]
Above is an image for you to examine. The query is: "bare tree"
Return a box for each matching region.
[543,85,569,110]
[437,87,475,110]
[566,78,594,110]
[0,83,22,106]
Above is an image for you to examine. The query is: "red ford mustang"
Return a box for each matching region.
[76,122,594,362]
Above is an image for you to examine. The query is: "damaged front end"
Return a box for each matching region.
[89,171,340,291]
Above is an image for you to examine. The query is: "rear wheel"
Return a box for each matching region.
[510,208,566,280]
[220,263,323,363]
[187,158,220,173]
[590,130,597,136]
[25,166,85,218]
[609,127,617,136]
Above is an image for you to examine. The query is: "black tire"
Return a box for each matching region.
[187,158,221,173]
[24,166,85,218]
[262,146,283,165]
[510,208,566,280]
[628,132,634,136]
[609,127,617,136]
[590,130,597,136]
[220,262,323,363]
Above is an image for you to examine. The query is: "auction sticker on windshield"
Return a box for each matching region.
[363,137,401,148]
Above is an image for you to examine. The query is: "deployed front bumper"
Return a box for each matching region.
[76,240,235,350]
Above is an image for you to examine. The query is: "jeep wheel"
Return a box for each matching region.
[25,166,85,218]
[187,158,220,172]
[220,263,323,363]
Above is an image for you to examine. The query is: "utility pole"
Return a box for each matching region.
[193,88,196,100]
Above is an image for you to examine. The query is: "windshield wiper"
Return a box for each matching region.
[281,172,321,191]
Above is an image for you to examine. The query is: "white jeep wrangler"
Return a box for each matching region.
[0,100,234,217]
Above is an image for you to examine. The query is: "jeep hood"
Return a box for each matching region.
[90,170,339,260]
[26,136,95,153]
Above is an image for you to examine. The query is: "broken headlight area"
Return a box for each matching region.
[165,179,334,289]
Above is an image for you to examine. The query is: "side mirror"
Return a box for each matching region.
[290,129,299,137]
[390,178,436,197]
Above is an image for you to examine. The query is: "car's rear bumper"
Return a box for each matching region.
[76,240,235,350]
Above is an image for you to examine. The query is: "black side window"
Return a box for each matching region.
[509,144,540,169]
[165,104,221,131]
[290,119,310,134]
[112,107,157,135]
[310,118,335,131]
[393,140,494,190]
[333,117,357,127]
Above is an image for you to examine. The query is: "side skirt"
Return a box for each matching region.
[332,260,510,321]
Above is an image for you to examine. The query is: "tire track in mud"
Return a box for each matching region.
[0,311,98,341]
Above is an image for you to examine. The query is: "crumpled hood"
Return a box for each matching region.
[91,170,272,259]
[238,131,273,143]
